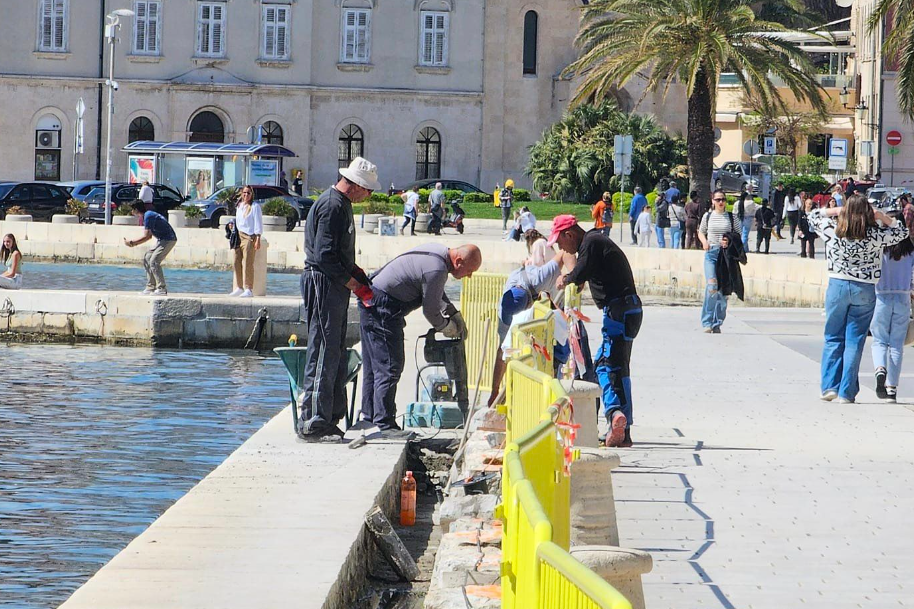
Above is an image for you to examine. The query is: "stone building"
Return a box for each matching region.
[0,0,689,195]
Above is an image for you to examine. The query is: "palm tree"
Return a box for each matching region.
[565,0,826,202]
[869,0,914,118]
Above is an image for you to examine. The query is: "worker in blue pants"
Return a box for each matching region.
[552,214,642,448]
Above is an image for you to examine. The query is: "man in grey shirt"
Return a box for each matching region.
[428,182,446,234]
[357,243,481,435]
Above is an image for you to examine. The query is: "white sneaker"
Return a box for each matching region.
[820,390,838,402]
[140,288,154,295]
[240,289,253,298]
[228,288,244,297]
[153,289,168,296]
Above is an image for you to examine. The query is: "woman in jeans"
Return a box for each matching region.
[668,195,686,249]
[736,192,756,252]
[808,195,909,403]
[870,216,914,403]
[229,185,263,298]
[697,190,741,333]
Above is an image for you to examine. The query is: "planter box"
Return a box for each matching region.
[5,214,32,223]
[113,216,139,226]
[415,212,431,233]
[362,213,382,233]
[52,215,79,224]
[263,215,286,232]
[168,210,187,228]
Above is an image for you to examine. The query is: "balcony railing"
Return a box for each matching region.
[719,72,854,89]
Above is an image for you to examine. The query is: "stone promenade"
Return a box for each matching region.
[600,304,914,608]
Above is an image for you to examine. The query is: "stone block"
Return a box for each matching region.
[73,314,103,338]
[24,222,49,241]
[109,294,154,317]
[107,315,153,338]
[7,312,44,333]
[432,531,501,589]
[569,546,652,609]
[472,407,506,432]
[263,302,303,322]
[42,313,74,335]
[436,494,499,534]
[52,242,79,259]
[22,241,54,259]
[153,297,203,319]
[571,448,621,547]
[200,298,254,320]
[76,242,95,260]
[423,586,500,609]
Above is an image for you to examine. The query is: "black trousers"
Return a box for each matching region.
[299,267,350,434]
[629,217,638,244]
[800,235,816,258]
[786,210,799,241]
[359,290,408,430]
[401,216,416,234]
[756,228,772,253]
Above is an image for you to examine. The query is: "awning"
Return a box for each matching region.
[715,113,740,123]
[823,116,854,131]
[123,140,297,157]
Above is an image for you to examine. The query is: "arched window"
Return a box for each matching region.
[188,110,225,142]
[416,127,441,180]
[523,11,538,75]
[261,121,283,145]
[128,116,155,143]
[338,124,364,168]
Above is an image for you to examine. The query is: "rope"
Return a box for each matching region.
[0,297,13,333]
[244,307,269,351]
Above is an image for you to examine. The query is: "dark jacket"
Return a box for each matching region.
[755,206,776,230]
[304,187,356,285]
[716,235,747,301]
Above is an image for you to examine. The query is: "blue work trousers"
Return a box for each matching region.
[595,296,643,428]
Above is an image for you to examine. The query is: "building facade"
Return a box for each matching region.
[0,0,584,194]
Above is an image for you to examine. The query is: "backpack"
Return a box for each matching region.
[655,194,671,228]
[601,203,613,224]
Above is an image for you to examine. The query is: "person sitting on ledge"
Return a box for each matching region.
[0,233,23,290]
[124,200,177,296]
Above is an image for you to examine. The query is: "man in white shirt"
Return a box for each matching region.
[138,181,154,208]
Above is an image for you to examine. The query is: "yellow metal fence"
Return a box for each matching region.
[462,272,508,392]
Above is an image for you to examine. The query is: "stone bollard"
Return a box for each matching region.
[559,379,601,448]
[231,237,268,296]
[5,214,33,223]
[569,546,652,609]
[52,214,79,224]
[415,212,431,233]
[570,447,621,547]
[167,209,187,228]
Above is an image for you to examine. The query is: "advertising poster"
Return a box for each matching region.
[248,159,279,186]
[186,157,214,200]
[128,156,156,184]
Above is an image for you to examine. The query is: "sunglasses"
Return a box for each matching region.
[712,197,726,202]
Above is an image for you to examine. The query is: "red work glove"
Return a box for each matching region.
[353,283,374,308]
[352,264,371,287]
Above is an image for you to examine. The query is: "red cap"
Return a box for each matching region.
[546,214,578,247]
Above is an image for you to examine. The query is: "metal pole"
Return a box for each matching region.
[72,118,79,181]
[891,154,895,187]
[619,174,626,243]
[103,25,115,226]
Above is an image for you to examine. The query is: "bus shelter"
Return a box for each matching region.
[122,141,296,200]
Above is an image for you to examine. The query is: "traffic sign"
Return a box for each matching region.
[829,138,848,158]
[889,146,901,156]
[743,140,760,156]
[763,136,777,155]
[713,127,722,142]
[829,157,848,171]
[887,130,903,146]
[713,143,721,158]
[613,134,633,176]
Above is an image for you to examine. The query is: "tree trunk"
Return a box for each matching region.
[688,70,715,204]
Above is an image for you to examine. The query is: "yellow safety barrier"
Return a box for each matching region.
[461,272,508,391]
[510,307,554,375]
[538,542,633,609]
[564,282,583,312]
[503,359,563,444]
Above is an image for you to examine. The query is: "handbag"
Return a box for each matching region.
[905,318,914,347]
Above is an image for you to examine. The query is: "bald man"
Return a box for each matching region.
[356,243,481,437]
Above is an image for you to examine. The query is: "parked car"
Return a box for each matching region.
[0,181,71,220]
[869,186,910,210]
[191,185,314,231]
[396,179,485,196]
[57,180,106,201]
[713,162,770,193]
[811,179,877,207]
[84,183,186,222]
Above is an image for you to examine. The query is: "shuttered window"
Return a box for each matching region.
[197,2,226,57]
[419,11,448,67]
[133,1,161,55]
[262,5,290,60]
[37,0,68,52]
[340,9,370,63]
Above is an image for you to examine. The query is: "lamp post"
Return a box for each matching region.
[103,9,134,226]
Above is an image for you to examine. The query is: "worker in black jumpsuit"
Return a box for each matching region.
[357,244,481,437]
[298,157,379,441]
[553,215,642,449]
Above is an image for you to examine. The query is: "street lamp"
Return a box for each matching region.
[103,8,134,226]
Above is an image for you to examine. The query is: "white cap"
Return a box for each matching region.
[339,156,381,191]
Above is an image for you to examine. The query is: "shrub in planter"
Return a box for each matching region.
[114,202,135,216]
[366,198,393,215]
[66,198,87,216]
[513,188,532,202]
[779,174,829,195]
[369,192,391,203]
[216,186,239,214]
[6,206,25,216]
[182,204,203,219]
[442,189,464,202]
[464,192,494,204]
[262,197,296,218]
[418,188,431,205]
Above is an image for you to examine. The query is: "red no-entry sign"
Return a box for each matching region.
[887,130,903,146]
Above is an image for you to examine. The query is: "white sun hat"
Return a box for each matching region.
[339,156,381,192]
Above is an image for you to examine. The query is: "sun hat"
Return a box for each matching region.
[339,157,381,192]
[546,214,579,247]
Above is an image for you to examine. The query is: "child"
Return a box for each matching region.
[871,217,914,402]
[636,206,653,247]
[754,198,776,254]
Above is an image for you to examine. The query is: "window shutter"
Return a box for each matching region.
[212,4,223,55]
[263,6,275,57]
[359,10,369,61]
[40,0,53,50]
[276,7,288,58]
[135,1,147,52]
[147,2,159,53]
[53,1,65,51]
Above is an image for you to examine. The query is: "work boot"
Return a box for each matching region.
[620,429,633,448]
[875,367,888,400]
[605,411,626,448]
[378,428,416,441]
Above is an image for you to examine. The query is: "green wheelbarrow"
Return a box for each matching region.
[273,346,362,432]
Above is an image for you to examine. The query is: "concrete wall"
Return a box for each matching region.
[0,220,830,308]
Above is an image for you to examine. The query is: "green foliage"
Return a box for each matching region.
[442,189,464,202]
[771,156,793,174]
[182,204,203,219]
[262,197,296,218]
[369,191,391,203]
[794,154,828,175]
[464,192,494,204]
[114,202,135,216]
[513,188,532,202]
[778,174,829,194]
[365,197,394,215]
[65,198,87,216]
[526,100,687,202]
[417,188,432,205]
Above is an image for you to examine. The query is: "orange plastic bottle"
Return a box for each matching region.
[400,471,417,526]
